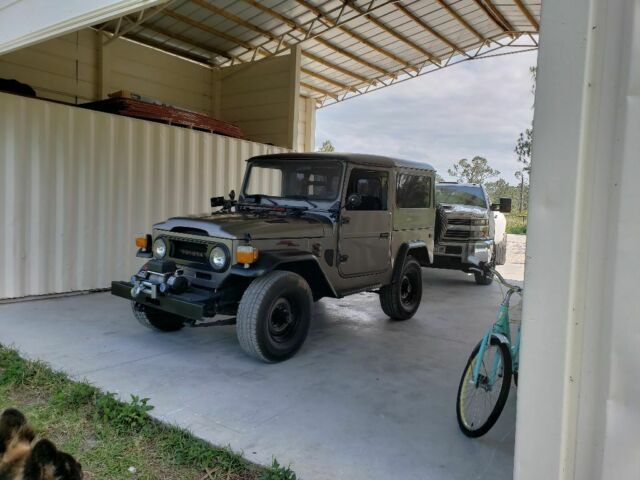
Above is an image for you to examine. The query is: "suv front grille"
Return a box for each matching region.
[171,240,208,262]
[443,230,471,240]
[447,219,471,226]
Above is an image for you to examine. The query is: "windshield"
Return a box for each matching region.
[436,185,486,208]
[243,160,343,206]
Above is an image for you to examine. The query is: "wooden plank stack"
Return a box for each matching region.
[82,91,243,139]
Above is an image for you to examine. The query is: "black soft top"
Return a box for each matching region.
[248,152,435,172]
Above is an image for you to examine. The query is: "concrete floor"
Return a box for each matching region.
[0,236,525,480]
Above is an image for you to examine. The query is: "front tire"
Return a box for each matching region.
[236,271,312,363]
[132,302,185,332]
[474,250,495,285]
[456,338,512,437]
[379,257,423,320]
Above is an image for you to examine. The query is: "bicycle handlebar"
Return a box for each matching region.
[470,262,523,293]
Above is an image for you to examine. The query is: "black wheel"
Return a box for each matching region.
[379,257,422,321]
[474,252,495,285]
[495,234,508,266]
[456,337,512,438]
[131,302,185,332]
[236,271,312,363]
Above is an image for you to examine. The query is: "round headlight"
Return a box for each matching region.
[153,238,167,258]
[210,245,228,271]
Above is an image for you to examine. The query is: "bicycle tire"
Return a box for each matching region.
[456,337,512,438]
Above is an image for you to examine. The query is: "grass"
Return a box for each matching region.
[0,345,296,480]
[506,213,528,235]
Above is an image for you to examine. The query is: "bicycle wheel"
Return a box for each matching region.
[456,337,512,437]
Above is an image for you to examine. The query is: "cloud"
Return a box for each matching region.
[316,50,538,183]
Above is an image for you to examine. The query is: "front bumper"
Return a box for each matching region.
[111,281,215,320]
[433,240,493,265]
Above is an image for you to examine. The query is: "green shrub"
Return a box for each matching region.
[95,393,153,432]
[260,459,297,480]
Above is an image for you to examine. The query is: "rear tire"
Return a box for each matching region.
[456,338,512,437]
[236,271,312,363]
[132,302,185,332]
[380,257,422,320]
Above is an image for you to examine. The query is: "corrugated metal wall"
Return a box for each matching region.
[0,93,287,299]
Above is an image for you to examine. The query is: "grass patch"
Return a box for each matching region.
[506,213,528,234]
[0,345,296,480]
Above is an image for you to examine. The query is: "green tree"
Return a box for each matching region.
[447,156,500,184]
[317,139,335,152]
[485,178,513,203]
[513,66,536,212]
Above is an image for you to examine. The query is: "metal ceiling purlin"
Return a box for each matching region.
[317,32,538,107]
[96,0,540,106]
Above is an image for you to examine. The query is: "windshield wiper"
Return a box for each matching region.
[244,194,278,206]
[286,195,318,208]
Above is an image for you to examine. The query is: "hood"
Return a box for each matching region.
[154,212,327,239]
[440,203,488,218]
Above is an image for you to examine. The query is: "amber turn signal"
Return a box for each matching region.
[236,245,258,264]
[135,234,149,249]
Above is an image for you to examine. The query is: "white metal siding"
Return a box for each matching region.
[0,92,287,299]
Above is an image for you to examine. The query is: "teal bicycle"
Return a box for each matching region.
[456,261,523,437]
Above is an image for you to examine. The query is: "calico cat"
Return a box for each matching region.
[0,409,82,480]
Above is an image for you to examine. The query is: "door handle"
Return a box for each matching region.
[380,232,389,238]
[341,216,350,225]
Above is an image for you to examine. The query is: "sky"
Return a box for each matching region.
[315,49,538,183]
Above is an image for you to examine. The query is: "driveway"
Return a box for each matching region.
[0,236,526,480]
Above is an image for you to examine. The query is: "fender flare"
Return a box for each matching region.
[392,241,430,284]
[229,250,338,298]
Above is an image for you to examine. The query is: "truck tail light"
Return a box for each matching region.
[236,246,258,265]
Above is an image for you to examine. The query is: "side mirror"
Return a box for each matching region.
[346,193,362,210]
[490,203,499,211]
[499,197,512,213]
[210,196,225,208]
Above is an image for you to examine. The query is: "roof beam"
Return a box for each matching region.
[163,9,266,54]
[301,81,338,100]
[473,0,515,34]
[434,0,486,43]
[134,21,232,61]
[302,50,371,84]
[394,3,467,56]
[189,0,368,88]
[188,0,275,45]
[512,0,540,30]
[294,0,417,71]
[346,2,441,65]
[242,0,393,76]
[301,67,354,92]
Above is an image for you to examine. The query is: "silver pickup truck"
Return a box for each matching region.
[431,182,511,285]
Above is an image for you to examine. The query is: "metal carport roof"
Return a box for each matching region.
[97,0,540,107]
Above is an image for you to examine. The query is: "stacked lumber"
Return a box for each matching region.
[81,92,243,139]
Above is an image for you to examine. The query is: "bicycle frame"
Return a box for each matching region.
[471,269,522,388]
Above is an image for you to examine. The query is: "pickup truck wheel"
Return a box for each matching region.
[379,257,422,321]
[236,271,312,363]
[131,301,185,332]
[473,255,495,285]
[495,234,508,266]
